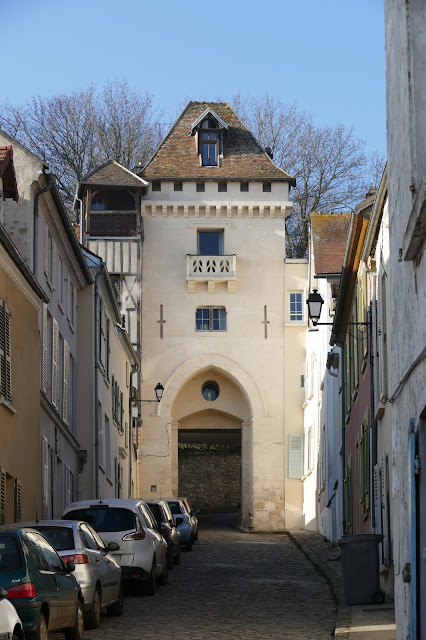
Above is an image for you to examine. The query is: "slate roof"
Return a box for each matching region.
[0,145,19,201]
[77,160,148,198]
[310,212,351,276]
[139,101,295,183]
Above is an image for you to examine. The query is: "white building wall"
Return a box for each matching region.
[385,1,426,635]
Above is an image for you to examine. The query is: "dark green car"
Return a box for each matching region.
[0,527,84,640]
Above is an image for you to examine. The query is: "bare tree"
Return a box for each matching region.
[232,92,385,257]
[0,80,163,209]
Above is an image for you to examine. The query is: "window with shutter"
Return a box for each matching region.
[65,465,71,507]
[288,434,304,478]
[381,454,390,563]
[63,341,70,425]
[0,468,6,525]
[0,299,12,404]
[14,478,22,522]
[52,320,59,409]
[344,455,353,534]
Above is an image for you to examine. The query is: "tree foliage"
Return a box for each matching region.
[232,92,385,257]
[0,80,162,209]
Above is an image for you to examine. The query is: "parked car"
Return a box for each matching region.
[62,499,168,595]
[179,497,199,541]
[19,520,123,629]
[145,500,181,569]
[0,587,24,640]
[0,526,84,640]
[163,498,195,551]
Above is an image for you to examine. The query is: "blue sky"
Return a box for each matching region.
[2,0,386,157]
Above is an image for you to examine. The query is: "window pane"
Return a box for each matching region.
[198,231,223,255]
[106,191,134,210]
[213,308,226,331]
[290,292,303,321]
[196,308,209,331]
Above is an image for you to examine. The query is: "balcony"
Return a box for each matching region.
[186,254,237,293]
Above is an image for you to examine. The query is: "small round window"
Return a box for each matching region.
[202,381,220,402]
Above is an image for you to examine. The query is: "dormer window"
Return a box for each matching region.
[90,190,135,211]
[191,108,228,168]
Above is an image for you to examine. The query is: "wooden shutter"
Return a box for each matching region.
[379,274,388,400]
[63,341,70,424]
[14,478,22,522]
[381,454,390,563]
[288,434,304,478]
[44,226,49,276]
[0,300,12,404]
[42,304,48,394]
[42,437,49,511]
[0,468,6,525]
[52,320,59,409]
[65,465,71,507]
[52,242,57,290]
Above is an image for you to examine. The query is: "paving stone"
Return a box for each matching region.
[49,514,336,639]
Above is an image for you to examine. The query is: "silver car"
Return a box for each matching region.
[20,519,123,629]
[163,498,195,551]
[0,588,24,640]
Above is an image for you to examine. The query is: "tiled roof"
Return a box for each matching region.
[78,160,148,194]
[0,145,19,201]
[310,212,351,275]
[140,102,295,182]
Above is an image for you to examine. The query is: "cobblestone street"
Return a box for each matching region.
[55,513,337,640]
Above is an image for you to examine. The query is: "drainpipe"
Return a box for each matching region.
[33,168,53,277]
[340,345,346,536]
[94,262,105,499]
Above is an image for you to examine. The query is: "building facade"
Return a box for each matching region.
[136,102,308,531]
[1,145,48,523]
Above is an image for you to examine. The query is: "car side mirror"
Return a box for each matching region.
[107,542,120,552]
[65,560,75,573]
[175,517,184,526]
[0,587,8,600]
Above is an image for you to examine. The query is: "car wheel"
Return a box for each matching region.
[64,596,84,640]
[144,560,157,596]
[157,560,168,586]
[107,582,124,616]
[85,586,101,629]
[27,611,48,640]
[173,545,181,565]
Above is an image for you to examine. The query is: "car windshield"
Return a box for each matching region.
[34,527,74,551]
[167,501,183,515]
[63,507,136,532]
[0,535,23,571]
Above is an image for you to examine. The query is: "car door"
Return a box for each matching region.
[30,532,77,629]
[80,523,120,605]
[24,532,60,630]
[139,505,167,575]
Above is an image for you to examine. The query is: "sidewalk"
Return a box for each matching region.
[287,530,397,640]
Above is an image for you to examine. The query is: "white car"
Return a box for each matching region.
[0,588,24,640]
[19,519,123,629]
[62,499,168,595]
[163,498,195,551]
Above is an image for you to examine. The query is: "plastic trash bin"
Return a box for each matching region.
[337,534,385,605]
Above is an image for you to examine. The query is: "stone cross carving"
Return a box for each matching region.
[157,304,166,339]
[262,305,270,339]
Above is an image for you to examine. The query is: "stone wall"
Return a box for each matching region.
[178,449,241,513]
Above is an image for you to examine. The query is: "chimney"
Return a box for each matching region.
[265,146,273,159]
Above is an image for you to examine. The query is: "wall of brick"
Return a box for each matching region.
[178,452,241,513]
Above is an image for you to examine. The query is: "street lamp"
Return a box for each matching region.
[306,290,370,330]
[134,382,164,405]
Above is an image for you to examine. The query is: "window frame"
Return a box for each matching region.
[195,307,227,332]
[289,291,304,323]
